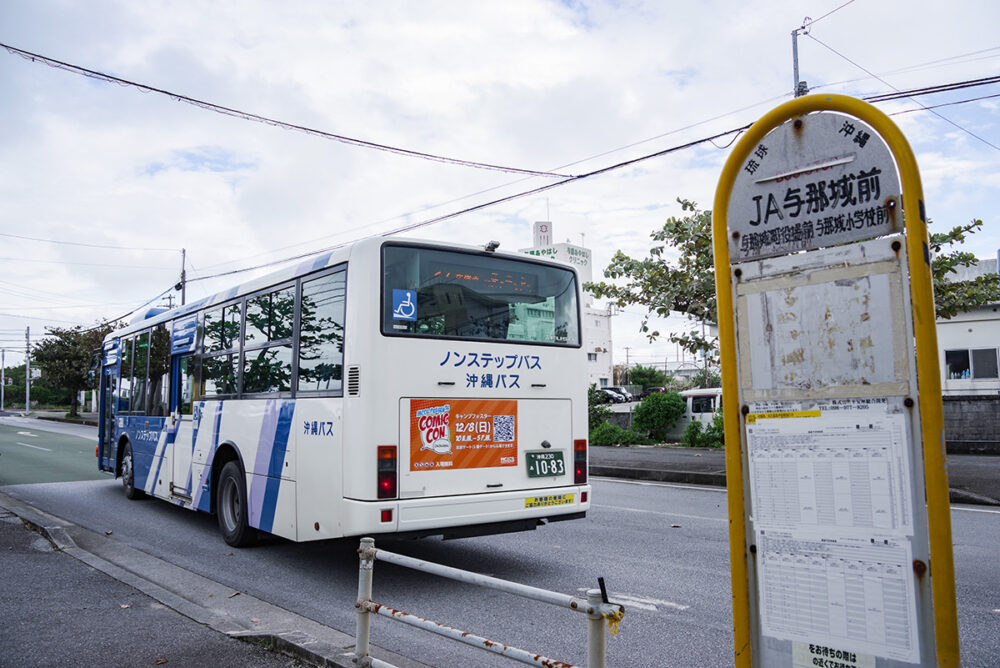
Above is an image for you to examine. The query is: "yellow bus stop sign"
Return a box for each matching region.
[713,94,958,667]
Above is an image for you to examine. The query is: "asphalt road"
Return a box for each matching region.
[2,417,998,666]
[0,418,106,485]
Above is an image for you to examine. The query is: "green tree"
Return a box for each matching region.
[632,391,686,442]
[929,219,1000,318]
[689,367,721,389]
[682,413,725,448]
[587,385,612,433]
[587,199,1000,359]
[629,364,668,389]
[587,199,717,361]
[32,322,118,417]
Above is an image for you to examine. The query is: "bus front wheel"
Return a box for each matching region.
[217,461,257,547]
[121,442,144,500]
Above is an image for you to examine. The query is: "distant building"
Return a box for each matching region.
[521,222,613,388]
[938,255,1000,396]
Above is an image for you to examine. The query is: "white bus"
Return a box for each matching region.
[97,237,590,546]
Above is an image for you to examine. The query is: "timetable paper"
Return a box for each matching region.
[757,530,919,664]
[746,402,912,534]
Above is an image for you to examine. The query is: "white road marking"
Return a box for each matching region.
[578,589,689,612]
[592,503,726,523]
[16,431,38,437]
[17,442,51,451]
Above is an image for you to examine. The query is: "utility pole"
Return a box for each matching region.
[24,327,30,415]
[624,346,631,385]
[791,25,809,97]
[180,248,187,306]
[1,348,5,413]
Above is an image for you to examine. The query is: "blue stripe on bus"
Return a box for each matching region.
[258,400,294,533]
[193,401,223,512]
[298,251,332,276]
[249,400,280,530]
[148,418,178,495]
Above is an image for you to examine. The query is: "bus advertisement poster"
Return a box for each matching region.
[409,398,518,471]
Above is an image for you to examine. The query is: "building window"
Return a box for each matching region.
[945,348,999,379]
[587,353,597,361]
[599,378,608,387]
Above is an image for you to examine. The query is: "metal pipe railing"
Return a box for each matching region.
[353,537,625,668]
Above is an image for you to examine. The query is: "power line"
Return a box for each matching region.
[889,91,1000,116]
[807,34,1000,152]
[0,256,175,270]
[80,286,176,333]
[0,231,177,252]
[186,123,752,285]
[0,41,573,180]
[863,74,1000,103]
[813,47,1000,92]
[184,70,1000,286]
[800,0,858,30]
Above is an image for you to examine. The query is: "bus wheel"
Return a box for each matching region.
[122,442,144,500]
[217,461,257,547]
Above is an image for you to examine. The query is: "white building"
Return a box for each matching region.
[520,222,614,388]
[938,255,1000,396]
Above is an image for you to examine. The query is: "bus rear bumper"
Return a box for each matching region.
[340,485,591,539]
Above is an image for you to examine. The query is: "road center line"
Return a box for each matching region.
[17,442,52,451]
[592,503,727,523]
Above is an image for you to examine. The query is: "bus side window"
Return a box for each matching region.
[176,355,198,415]
[147,325,171,417]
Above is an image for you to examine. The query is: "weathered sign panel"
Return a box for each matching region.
[713,96,957,668]
[732,237,930,666]
[727,112,902,262]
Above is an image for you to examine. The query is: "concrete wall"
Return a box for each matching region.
[943,395,1000,453]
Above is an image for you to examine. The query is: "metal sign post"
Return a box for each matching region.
[713,94,958,667]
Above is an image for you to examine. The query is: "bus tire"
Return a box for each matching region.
[121,442,145,500]
[217,460,257,547]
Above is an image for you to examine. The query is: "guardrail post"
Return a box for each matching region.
[355,537,376,667]
[586,588,606,668]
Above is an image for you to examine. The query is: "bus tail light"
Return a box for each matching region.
[574,439,587,484]
[377,445,397,499]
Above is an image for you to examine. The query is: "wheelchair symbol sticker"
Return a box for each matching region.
[392,289,417,321]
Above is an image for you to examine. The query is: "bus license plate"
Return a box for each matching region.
[525,450,566,478]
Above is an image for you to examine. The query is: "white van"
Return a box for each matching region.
[665,387,722,441]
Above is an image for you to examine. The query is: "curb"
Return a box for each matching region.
[590,466,1000,506]
[0,491,430,668]
[590,465,726,487]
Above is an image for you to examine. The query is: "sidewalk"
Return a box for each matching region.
[589,444,1000,506]
[0,491,429,668]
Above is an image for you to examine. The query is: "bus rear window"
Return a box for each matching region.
[382,245,580,346]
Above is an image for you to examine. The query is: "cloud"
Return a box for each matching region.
[1,0,999,367]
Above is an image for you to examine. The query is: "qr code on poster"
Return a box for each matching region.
[493,415,515,442]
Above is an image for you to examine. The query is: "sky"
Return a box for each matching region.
[2,0,999,372]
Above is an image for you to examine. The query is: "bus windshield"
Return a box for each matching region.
[382,244,580,346]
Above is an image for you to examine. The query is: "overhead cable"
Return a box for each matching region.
[0,231,178,252]
[0,41,573,179]
[808,34,1000,152]
[185,124,752,284]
